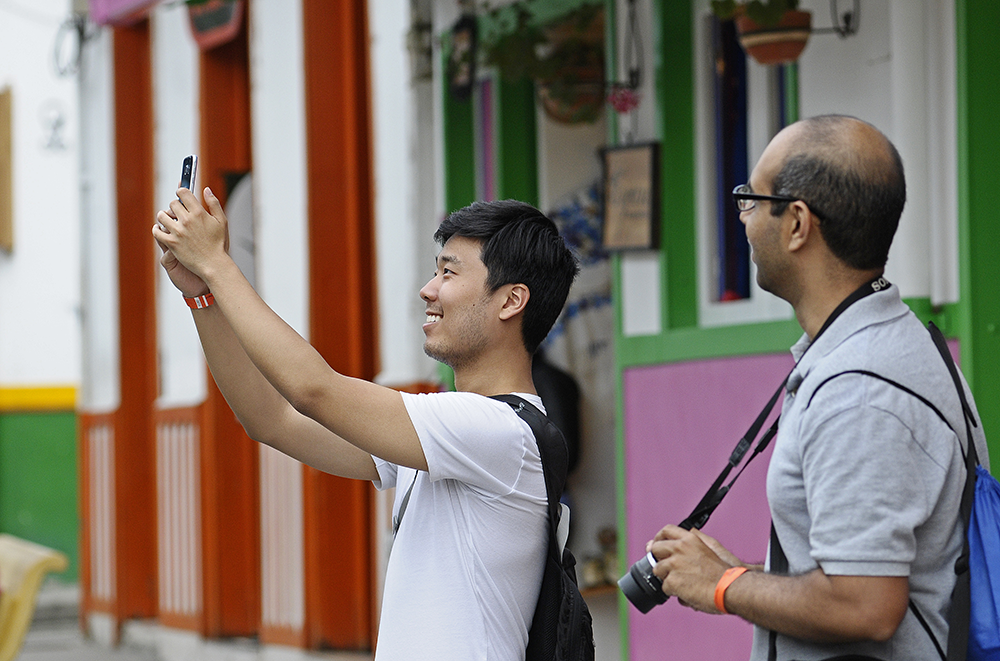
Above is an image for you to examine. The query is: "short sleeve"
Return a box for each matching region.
[798,375,954,576]
[400,391,540,496]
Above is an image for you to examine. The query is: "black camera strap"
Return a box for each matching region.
[678,276,889,532]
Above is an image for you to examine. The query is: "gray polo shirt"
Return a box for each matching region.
[750,285,989,660]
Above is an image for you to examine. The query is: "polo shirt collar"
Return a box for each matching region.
[787,283,908,394]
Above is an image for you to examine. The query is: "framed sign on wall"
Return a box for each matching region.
[601,142,659,251]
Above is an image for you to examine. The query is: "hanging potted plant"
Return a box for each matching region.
[481,3,606,124]
[711,0,812,66]
[534,5,605,124]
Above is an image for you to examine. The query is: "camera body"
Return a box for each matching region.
[618,551,668,613]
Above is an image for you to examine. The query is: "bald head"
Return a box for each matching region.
[767,115,906,270]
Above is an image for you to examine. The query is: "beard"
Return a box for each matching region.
[422,322,491,371]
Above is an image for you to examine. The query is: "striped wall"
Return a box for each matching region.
[82,413,116,610]
[156,409,203,629]
[260,447,306,640]
[77,0,379,648]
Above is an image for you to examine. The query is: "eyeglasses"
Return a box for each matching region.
[732,184,799,212]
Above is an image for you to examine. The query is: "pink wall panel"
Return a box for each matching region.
[89,0,161,26]
[623,352,795,661]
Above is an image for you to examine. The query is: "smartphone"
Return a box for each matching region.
[179,154,198,194]
[159,155,199,231]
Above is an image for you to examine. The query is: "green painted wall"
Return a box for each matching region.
[956,0,1000,470]
[0,410,78,582]
[496,77,539,205]
[442,83,476,214]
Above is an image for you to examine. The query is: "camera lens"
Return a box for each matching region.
[618,551,668,613]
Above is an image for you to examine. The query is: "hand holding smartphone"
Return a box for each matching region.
[159,155,199,232]
[179,154,199,197]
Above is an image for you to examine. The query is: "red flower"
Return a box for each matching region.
[608,86,641,113]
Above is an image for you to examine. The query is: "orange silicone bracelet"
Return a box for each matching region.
[714,566,748,614]
[184,293,215,309]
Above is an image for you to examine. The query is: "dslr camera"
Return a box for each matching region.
[618,550,668,613]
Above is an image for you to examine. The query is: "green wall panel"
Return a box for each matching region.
[496,77,539,205]
[657,1,698,331]
[442,33,476,215]
[957,0,1000,470]
[0,411,78,582]
[443,91,475,214]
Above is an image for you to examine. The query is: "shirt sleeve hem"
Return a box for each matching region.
[372,456,394,491]
[818,559,910,577]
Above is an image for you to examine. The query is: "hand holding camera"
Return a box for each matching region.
[620,525,740,614]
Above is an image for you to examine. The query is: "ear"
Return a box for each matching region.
[498,283,530,321]
[786,200,818,253]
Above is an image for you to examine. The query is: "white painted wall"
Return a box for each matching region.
[152,3,203,408]
[248,0,310,639]
[78,23,119,412]
[371,0,439,389]
[249,0,308,336]
[0,0,82,388]
[797,0,958,302]
[614,0,663,339]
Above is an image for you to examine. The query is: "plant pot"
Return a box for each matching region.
[736,9,811,65]
[537,7,605,124]
[538,67,604,124]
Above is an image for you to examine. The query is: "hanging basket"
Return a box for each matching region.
[736,9,811,65]
[536,7,605,124]
[538,69,604,124]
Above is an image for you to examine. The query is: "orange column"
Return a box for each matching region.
[112,20,158,625]
[302,0,377,649]
[197,18,261,638]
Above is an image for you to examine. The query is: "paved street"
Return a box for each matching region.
[20,622,158,661]
[18,585,155,661]
[16,584,372,661]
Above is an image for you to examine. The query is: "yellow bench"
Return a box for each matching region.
[0,534,69,661]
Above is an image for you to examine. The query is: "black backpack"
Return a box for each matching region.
[492,395,596,661]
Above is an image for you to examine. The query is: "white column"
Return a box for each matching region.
[925,0,959,305]
[152,3,205,408]
[79,27,119,411]
[885,0,930,297]
[248,0,309,635]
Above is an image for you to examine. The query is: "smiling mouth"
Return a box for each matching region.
[425,313,441,324]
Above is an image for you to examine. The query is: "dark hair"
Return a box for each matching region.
[435,200,580,354]
[770,115,906,270]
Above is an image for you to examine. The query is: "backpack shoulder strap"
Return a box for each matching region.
[490,394,569,556]
[806,369,955,434]
[926,322,977,661]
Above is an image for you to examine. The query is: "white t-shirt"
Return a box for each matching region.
[372,391,549,661]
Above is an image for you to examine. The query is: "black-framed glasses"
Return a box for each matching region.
[732,184,798,212]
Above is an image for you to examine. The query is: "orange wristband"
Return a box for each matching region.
[184,293,215,309]
[714,566,748,614]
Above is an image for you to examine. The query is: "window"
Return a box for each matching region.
[695,9,795,326]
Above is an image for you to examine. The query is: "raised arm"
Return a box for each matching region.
[156,237,379,478]
[153,188,427,472]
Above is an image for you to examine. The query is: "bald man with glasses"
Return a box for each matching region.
[645,115,989,661]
